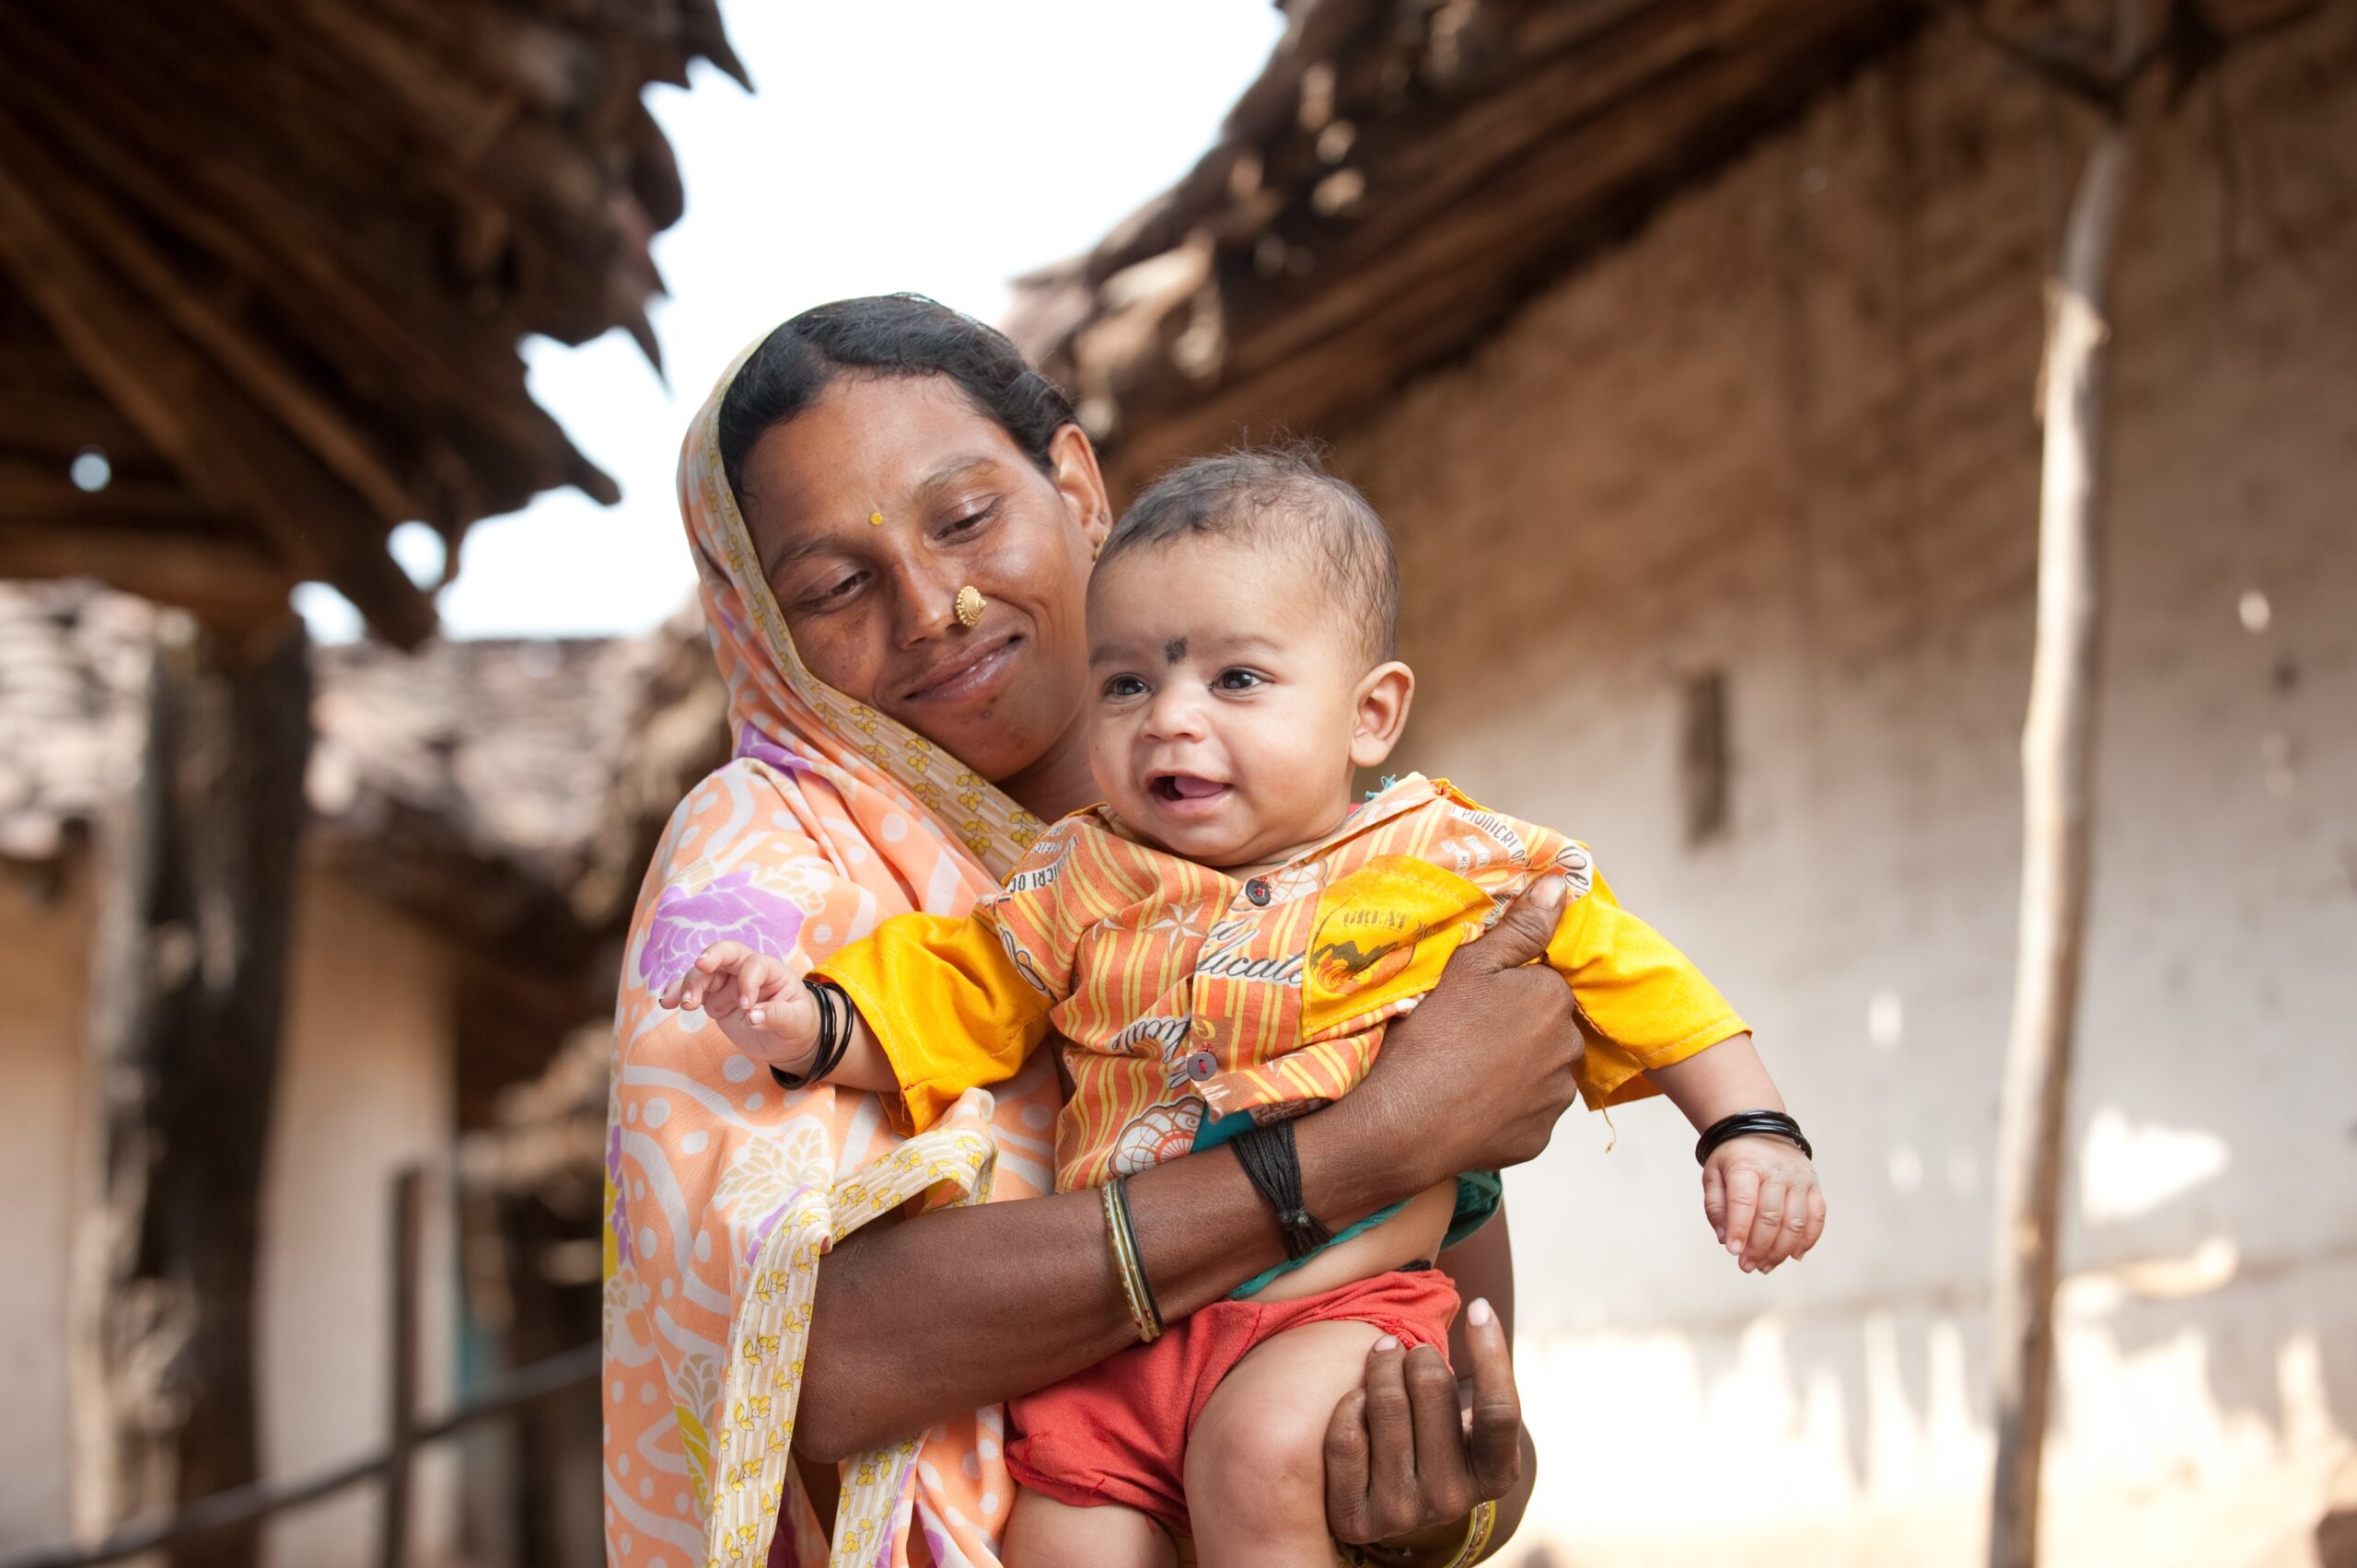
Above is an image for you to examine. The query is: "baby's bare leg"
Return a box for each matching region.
[1185,1318,1389,1567]
[1001,1484,1174,1568]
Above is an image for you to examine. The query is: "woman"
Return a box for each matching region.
[605,296,1592,1568]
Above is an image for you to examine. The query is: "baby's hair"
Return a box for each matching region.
[1099,443,1400,665]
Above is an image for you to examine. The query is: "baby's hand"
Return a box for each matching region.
[1702,1135,1825,1273]
[658,940,823,1071]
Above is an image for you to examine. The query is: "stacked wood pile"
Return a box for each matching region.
[0,0,742,646]
[1005,0,1915,494]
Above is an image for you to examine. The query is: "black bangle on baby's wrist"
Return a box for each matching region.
[769,977,854,1090]
[1694,1110,1812,1165]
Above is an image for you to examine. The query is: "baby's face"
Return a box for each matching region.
[1084,535,1402,868]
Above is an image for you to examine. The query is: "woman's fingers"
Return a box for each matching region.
[1456,875,1568,973]
[1361,1337,1418,1537]
[1322,1388,1375,1543]
[1460,1297,1522,1501]
[1329,1309,1524,1545]
[1403,1344,1473,1523]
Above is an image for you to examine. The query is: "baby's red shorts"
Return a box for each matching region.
[1004,1265,1460,1539]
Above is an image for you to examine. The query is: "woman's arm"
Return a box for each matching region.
[793,876,1588,1462]
[795,1058,1447,1461]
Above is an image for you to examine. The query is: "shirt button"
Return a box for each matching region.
[1245,877,1271,907]
[1185,1051,1218,1082]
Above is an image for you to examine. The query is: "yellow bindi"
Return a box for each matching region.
[869,510,884,527]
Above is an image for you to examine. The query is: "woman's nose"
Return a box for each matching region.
[885,560,961,646]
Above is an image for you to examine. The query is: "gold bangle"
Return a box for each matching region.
[1446,1501,1497,1568]
[1335,1499,1499,1568]
[1101,1179,1161,1342]
[1112,1178,1163,1340]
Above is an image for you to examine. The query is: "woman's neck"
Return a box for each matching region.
[992,727,1101,825]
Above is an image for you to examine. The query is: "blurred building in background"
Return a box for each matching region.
[0,1,737,1563]
[0,584,724,1564]
[1015,1,2356,1563]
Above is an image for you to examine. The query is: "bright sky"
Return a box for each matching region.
[295,0,1284,643]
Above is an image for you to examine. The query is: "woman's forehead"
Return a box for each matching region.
[738,374,1027,541]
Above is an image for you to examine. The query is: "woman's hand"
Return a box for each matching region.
[1338,876,1587,1191]
[1325,1296,1524,1551]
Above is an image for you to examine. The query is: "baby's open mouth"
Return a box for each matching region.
[1149,773,1231,804]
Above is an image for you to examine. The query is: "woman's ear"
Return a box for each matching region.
[1048,423,1113,559]
[1349,660,1416,769]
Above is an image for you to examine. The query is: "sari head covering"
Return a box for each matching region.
[603,332,1062,1568]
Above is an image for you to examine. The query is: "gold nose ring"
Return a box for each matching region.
[954,585,986,629]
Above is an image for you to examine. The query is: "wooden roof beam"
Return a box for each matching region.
[0,157,437,647]
[0,526,293,631]
[0,13,615,516]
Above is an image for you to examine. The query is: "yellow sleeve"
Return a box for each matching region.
[813,912,1056,1134]
[1543,855,1749,1110]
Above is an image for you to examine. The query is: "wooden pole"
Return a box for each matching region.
[378,1167,424,1568]
[69,612,311,1568]
[1986,6,2144,1562]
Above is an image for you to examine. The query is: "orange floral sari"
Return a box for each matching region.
[602,340,1058,1568]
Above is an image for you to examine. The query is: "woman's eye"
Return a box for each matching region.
[796,572,865,611]
[1215,668,1265,691]
[943,500,1000,537]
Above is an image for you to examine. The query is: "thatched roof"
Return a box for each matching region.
[0,582,728,966]
[1006,0,1916,493]
[0,0,742,647]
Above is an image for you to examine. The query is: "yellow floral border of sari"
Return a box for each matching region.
[701,1122,998,1567]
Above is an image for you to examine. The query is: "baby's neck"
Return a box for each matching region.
[1192,796,1359,881]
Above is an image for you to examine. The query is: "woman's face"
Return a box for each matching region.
[736,374,1110,785]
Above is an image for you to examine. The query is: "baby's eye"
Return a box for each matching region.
[1214,668,1265,691]
[1103,674,1148,701]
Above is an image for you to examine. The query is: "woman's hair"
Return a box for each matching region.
[716,294,1076,503]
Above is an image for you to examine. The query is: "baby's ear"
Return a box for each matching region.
[1349,660,1415,768]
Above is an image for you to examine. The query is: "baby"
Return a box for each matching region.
[668,448,1825,1567]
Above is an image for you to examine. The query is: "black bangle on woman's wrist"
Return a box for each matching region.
[1694,1110,1812,1165]
[769,977,854,1090]
[1231,1118,1333,1259]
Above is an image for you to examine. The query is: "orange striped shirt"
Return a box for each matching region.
[817,774,1748,1193]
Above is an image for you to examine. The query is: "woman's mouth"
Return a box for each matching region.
[902,634,1020,703]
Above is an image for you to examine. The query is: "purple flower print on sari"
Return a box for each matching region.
[638,868,807,995]
[606,1126,633,1267]
[737,724,816,780]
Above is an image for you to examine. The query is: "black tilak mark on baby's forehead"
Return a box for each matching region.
[1165,638,1186,665]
